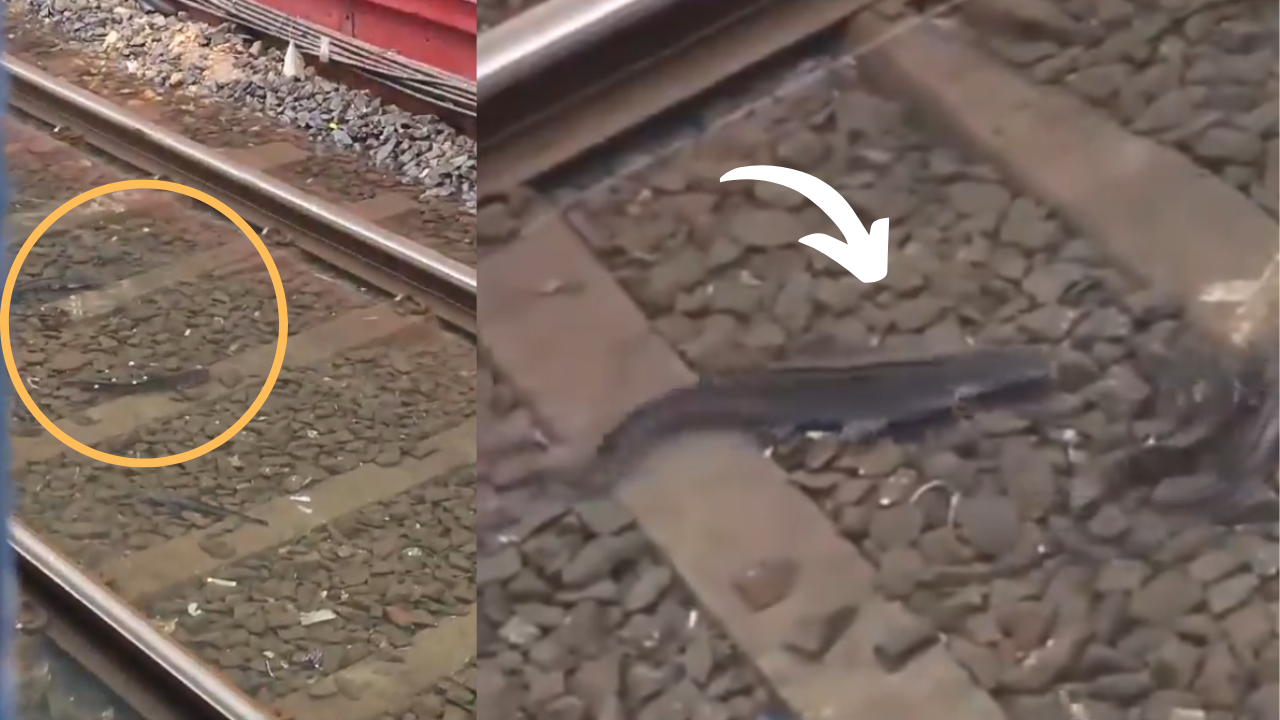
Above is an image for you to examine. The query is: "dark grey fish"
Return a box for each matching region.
[480,346,1056,548]
[139,494,268,526]
[1141,340,1279,524]
[12,276,102,302]
[1202,347,1278,523]
[595,346,1054,468]
[65,367,211,395]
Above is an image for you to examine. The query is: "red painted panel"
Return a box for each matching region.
[252,0,476,80]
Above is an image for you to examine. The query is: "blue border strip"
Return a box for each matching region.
[0,23,16,720]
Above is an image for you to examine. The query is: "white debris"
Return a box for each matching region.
[281,39,305,79]
[289,494,314,514]
[299,609,337,626]
[1201,279,1260,303]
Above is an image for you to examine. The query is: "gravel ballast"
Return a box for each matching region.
[485,55,1279,718]
[10,0,477,207]
[478,361,784,720]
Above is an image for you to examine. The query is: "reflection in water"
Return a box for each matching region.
[15,597,142,720]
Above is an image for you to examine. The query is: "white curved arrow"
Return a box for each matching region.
[721,165,889,283]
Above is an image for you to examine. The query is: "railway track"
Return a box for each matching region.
[478,1,1278,719]
[5,56,478,720]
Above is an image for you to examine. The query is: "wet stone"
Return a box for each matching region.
[953,494,1023,556]
[1000,623,1091,693]
[624,565,673,613]
[846,440,906,477]
[950,636,1002,689]
[1087,505,1132,541]
[1206,574,1258,616]
[996,601,1056,654]
[1002,694,1075,720]
[560,532,648,587]
[1245,683,1279,720]
[868,503,924,549]
[1194,644,1248,709]
[575,499,635,537]
[730,557,798,613]
[1001,446,1059,520]
[1097,558,1152,593]
[946,181,1012,217]
[782,604,858,661]
[1088,671,1156,704]
[873,615,939,672]
[480,548,524,585]
[726,208,806,250]
[1131,570,1205,626]
[876,547,928,599]
[1151,637,1203,689]
[1189,550,1249,584]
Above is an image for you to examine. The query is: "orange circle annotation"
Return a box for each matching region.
[1,179,289,468]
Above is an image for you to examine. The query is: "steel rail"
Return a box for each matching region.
[4,56,478,333]
[481,0,870,193]
[14,520,273,720]
[477,0,683,99]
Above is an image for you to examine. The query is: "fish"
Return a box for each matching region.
[64,367,211,395]
[138,494,269,527]
[479,346,1056,547]
[12,276,102,302]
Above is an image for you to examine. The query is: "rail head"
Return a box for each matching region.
[4,55,477,333]
[14,521,275,720]
[480,0,855,192]
[478,0,686,99]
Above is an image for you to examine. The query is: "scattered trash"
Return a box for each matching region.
[536,278,583,296]
[498,616,540,646]
[206,577,237,588]
[284,474,314,493]
[186,603,201,617]
[299,609,337,627]
[282,39,305,78]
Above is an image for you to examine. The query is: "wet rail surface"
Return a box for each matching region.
[15,588,148,720]
[478,0,561,32]
[478,5,1278,720]
[6,104,477,719]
